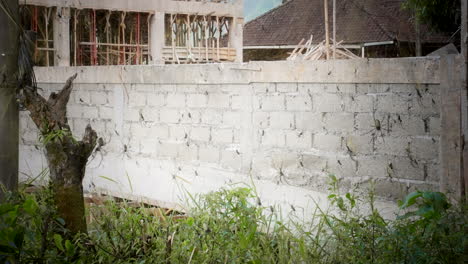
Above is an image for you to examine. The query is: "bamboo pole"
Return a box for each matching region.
[324,0,330,60]
[44,7,51,66]
[73,10,78,66]
[332,0,336,59]
[105,11,111,65]
[216,16,220,61]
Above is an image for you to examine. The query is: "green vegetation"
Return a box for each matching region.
[403,0,460,33]
[1,178,466,263]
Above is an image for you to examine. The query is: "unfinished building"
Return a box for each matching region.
[19,0,244,66]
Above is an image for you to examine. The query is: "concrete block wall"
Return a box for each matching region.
[19,56,466,214]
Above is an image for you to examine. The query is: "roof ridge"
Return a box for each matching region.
[244,0,295,27]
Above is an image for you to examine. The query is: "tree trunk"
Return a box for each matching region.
[0,0,19,198]
[21,74,99,233]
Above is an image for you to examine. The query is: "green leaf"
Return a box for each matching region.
[186,217,195,226]
[0,204,15,216]
[53,234,64,252]
[400,191,422,209]
[65,240,75,256]
[22,197,38,215]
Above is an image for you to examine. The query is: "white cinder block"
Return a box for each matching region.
[286,95,312,111]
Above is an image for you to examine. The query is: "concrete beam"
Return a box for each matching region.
[33,57,441,84]
[20,0,243,17]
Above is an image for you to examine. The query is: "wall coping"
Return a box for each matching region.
[33,57,441,85]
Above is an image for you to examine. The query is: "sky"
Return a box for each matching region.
[244,0,282,22]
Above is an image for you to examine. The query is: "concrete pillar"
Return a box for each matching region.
[150,12,165,64]
[53,7,70,66]
[439,55,465,202]
[229,17,244,63]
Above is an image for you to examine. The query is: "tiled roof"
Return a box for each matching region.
[244,0,450,47]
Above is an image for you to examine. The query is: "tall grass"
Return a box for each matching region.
[1,177,466,263]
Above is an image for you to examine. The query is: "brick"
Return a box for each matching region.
[231,95,243,110]
[132,84,154,92]
[190,126,211,142]
[409,93,440,116]
[389,114,425,136]
[223,111,241,128]
[82,106,99,119]
[90,91,108,105]
[276,83,298,93]
[345,135,374,154]
[220,149,242,170]
[428,116,441,136]
[355,113,375,132]
[199,145,220,163]
[313,134,342,152]
[356,84,390,94]
[72,119,89,136]
[169,125,190,141]
[298,83,324,94]
[147,93,166,107]
[375,137,409,156]
[155,84,176,92]
[251,153,275,180]
[176,84,198,93]
[314,94,343,112]
[187,94,207,108]
[286,95,312,111]
[139,139,157,154]
[271,152,301,172]
[261,95,285,111]
[344,95,374,113]
[74,91,91,104]
[375,94,410,114]
[166,94,185,107]
[285,130,312,149]
[159,109,180,123]
[356,156,389,178]
[128,92,147,106]
[389,157,425,181]
[208,93,230,108]
[323,113,354,133]
[67,105,82,118]
[410,137,439,160]
[178,143,198,162]
[326,157,358,178]
[124,108,140,122]
[335,84,357,93]
[269,112,294,129]
[99,106,113,119]
[253,112,269,128]
[140,108,158,122]
[295,112,324,132]
[157,142,180,158]
[261,129,285,147]
[180,110,200,124]
[253,83,276,94]
[130,124,152,138]
[372,179,410,201]
[426,162,440,182]
[200,109,222,125]
[301,154,327,172]
[212,128,233,144]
